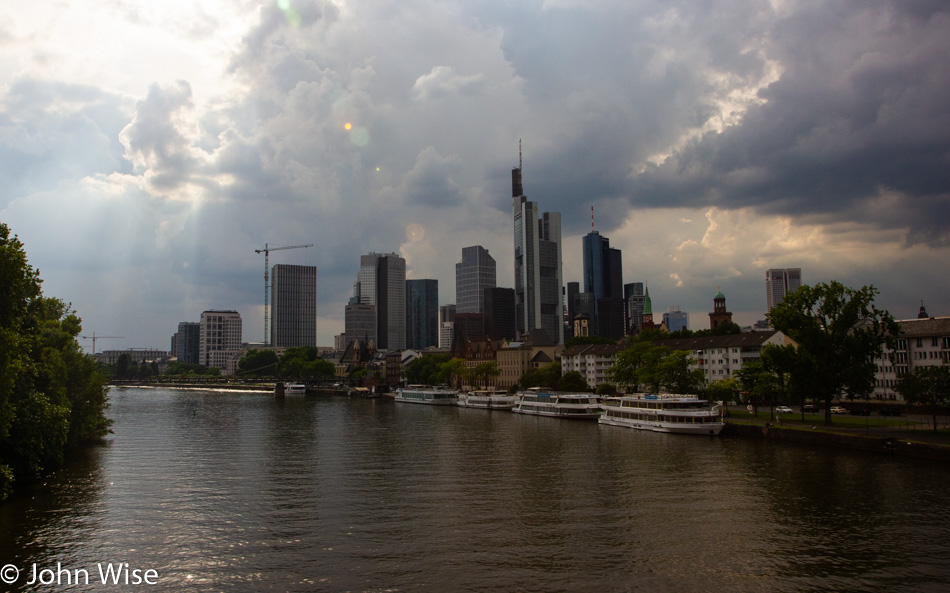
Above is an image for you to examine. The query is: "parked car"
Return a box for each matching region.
[803,404,819,413]
[830,406,848,414]
[776,406,794,414]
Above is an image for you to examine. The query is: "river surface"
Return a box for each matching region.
[2,387,950,593]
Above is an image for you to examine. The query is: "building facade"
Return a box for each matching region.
[199,310,243,373]
[439,304,456,349]
[456,246,495,314]
[582,230,624,339]
[174,322,200,365]
[344,303,377,349]
[624,282,645,335]
[406,279,439,349]
[874,312,950,400]
[484,287,517,341]
[708,289,733,329]
[353,253,406,350]
[766,268,802,312]
[662,306,689,333]
[270,264,317,348]
[656,331,794,384]
[512,162,564,344]
[560,343,625,390]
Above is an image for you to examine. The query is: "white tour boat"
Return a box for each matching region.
[457,390,518,410]
[511,389,602,420]
[394,385,459,405]
[285,383,307,396]
[599,394,724,435]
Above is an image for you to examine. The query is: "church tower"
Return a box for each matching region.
[708,287,733,329]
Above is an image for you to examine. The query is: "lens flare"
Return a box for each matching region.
[344,122,352,130]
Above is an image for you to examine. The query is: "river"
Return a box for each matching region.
[1,387,949,592]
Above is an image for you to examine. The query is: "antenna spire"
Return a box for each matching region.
[519,138,522,170]
[591,205,594,231]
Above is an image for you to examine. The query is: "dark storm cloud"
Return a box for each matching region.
[629,1,950,244]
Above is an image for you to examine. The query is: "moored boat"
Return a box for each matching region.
[394,385,459,405]
[599,394,724,435]
[511,388,602,419]
[457,390,517,410]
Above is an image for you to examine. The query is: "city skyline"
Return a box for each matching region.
[2,1,948,350]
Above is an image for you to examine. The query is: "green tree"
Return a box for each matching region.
[403,353,451,385]
[279,346,334,378]
[472,361,500,389]
[557,370,590,392]
[519,361,562,390]
[658,350,705,394]
[767,281,898,425]
[237,349,279,377]
[1,222,112,500]
[607,342,670,393]
[704,377,738,405]
[895,366,950,432]
[595,383,617,396]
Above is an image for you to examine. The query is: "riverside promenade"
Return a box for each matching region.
[725,408,950,462]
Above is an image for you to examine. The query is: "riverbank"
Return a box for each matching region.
[725,416,950,462]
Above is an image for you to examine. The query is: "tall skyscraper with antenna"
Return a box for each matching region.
[512,143,564,344]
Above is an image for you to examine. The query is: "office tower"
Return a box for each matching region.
[454,313,486,345]
[485,287,517,341]
[270,264,317,348]
[406,279,439,349]
[663,306,689,332]
[582,231,623,304]
[597,298,626,340]
[175,321,200,365]
[344,303,377,348]
[709,288,733,329]
[583,229,624,339]
[456,246,496,314]
[439,304,456,349]
[199,310,242,369]
[624,282,645,335]
[573,292,595,322]
[512,156,564,344]
[353,253,406,350]
[766,268,802,311]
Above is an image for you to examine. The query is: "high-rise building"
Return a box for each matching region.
[344,303,377,348]
[624,282,645,335]
[270,264,317,348]
[582,229,624,339]
[175,321,200,365]
[512,156,563,344]
[199,310,242,370]
[484,287,517,341]
[582,231,623,304]
[406,279,439,349]
[352,253,406,350]
[439,304,456,349]
[456,246,496,314]
[766,268,802,311]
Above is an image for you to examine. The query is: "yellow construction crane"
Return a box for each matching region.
[254,242,313,345]
[81,332,124,354]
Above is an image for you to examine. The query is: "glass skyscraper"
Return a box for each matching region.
[406,279,439,349]
[512,162,563,344]
[270,264,317,348]
[456,246,495,314]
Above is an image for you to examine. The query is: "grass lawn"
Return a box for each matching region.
[726,409,950,445]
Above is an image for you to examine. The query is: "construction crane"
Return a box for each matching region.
[254,242,313,345]
[81,333,124,354]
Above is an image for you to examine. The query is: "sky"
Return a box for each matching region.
[2,0,949,352]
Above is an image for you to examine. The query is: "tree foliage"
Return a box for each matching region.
[608,343,703,394]
[767,281,898,424]
[557,370,590,392]
[237,349,279,377]
[279,346,334,378]
[403,353,451,385]
[1,223,112,501]
[896,366,950,432]
[519,361,562,390]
